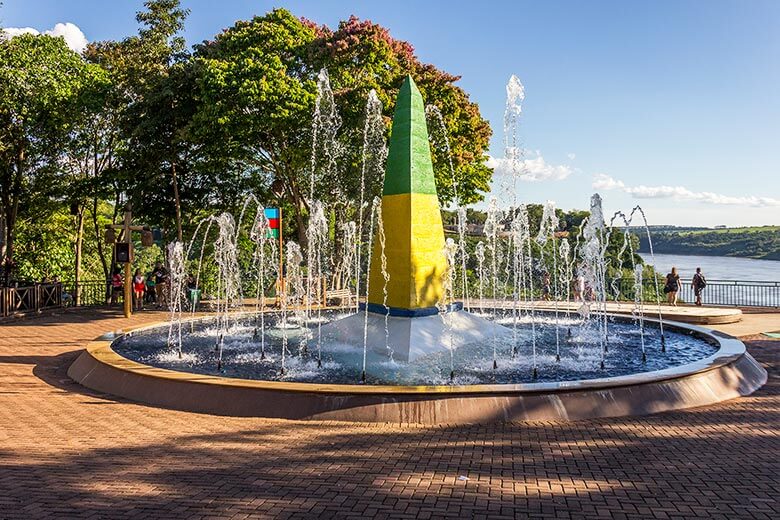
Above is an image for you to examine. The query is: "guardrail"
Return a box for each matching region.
[0,283,63,317]
[610,278,780,308]
[1,276,778,319]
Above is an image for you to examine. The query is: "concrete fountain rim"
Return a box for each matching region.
[79,310,748,396]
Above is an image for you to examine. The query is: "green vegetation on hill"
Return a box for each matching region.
[637,226,780,260]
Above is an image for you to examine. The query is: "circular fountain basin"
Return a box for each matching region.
[68,311,767,424]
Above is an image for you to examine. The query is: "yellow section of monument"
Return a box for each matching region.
[367,192,447,309]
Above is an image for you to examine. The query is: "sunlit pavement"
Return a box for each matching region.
[0,308,778,519]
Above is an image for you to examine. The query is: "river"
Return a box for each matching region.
[638,253,780,306]
[639,253,780,282]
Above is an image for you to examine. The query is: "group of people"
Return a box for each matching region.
[663,267,707,306]
[111,261,171,310]
[555,267,708,306]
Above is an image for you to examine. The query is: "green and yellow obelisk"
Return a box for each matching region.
[366,75,448,316]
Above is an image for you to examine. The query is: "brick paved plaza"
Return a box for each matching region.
[0,309,778,519]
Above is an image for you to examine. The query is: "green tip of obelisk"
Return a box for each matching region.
[382,75,438,196]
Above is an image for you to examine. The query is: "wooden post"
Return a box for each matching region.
[123,206,132,319]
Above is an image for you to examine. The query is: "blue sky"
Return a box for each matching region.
[3,0,779,226]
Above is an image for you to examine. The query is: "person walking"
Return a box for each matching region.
[692,267,707,306]
[132,269,146,311]
[664,267,681,306]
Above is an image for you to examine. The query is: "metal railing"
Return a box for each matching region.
[2,276,778,319]
[609,278,780,308]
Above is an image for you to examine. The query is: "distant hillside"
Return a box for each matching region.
[634,226,780,260]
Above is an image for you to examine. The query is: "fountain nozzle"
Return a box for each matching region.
[361,370,366,383]
[532,367,538,379]
[450,370,455,382]
[642,351,647,363]
[317,358,322,369]
[600,360,605,370]
[555,353,560,363]
[493,359,498,370]
[661,334,666,352]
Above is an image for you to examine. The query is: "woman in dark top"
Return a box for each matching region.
[664,267,681,306]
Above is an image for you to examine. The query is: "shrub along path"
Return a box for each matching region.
[0,309,778,519]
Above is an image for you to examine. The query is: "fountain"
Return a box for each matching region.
[321,76,509,363]
[68,73,767,425]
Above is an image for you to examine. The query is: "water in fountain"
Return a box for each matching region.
[306,201,329,366]
[361,197,381,382]
[629,205,666,350]
[356,90,387,313]
[484,197,503,369]
[440,237,459,380]
[558,238,574,324]
[536,201,561,362]
[283,242,305,374]
[249,206,278,360]
[426,105,469,310]
[501,75,525,205]
[375,204,392,361]
[213,213,242,370]
[307,68,341,354]
[166,241,186,357]
[309,69,342,200]
[475,241,486,314]
[581,195,610,369]
[337,221,357,305]
[187,216,215,320]
[634,264,647,362]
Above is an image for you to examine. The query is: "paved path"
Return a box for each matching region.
[0,309,778,519]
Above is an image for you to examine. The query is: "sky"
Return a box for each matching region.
[3,0,779,227]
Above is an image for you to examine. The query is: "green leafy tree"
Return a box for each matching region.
[191,9,493,242]
[0,33,99,282]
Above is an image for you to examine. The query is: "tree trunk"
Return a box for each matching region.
[74,206,85,305]
[3,146,25,284]
[172,162,183,242]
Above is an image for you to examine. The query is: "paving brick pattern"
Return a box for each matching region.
[0,309,778,519]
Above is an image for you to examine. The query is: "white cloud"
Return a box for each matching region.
[2,27,39,38]
[2,22,88,53]
[593,174,780,207]
[567,152,576,160]
[486,148,573,182]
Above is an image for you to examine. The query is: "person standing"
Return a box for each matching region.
[153,261,168,309]
[132,269,146,311]
[573,273,586,302]
[110,268,123,306]
[664,267,681,306]
[145,271,156,305]
[692,267,707,306]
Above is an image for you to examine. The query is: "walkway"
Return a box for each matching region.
[0,309,778,519]
[478,299,743,325]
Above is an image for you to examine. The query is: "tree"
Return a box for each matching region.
[0,33,99,282]
[191,9,493,242]
[117,0,193,242]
